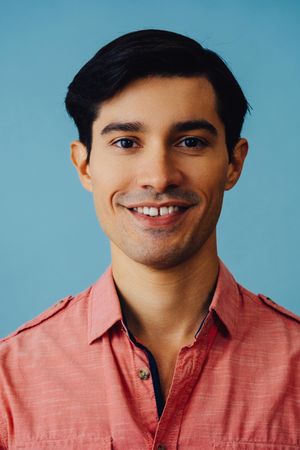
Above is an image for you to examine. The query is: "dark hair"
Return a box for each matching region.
[65,29,249,163]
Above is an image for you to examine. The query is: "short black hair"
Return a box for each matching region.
[65,29,249,163]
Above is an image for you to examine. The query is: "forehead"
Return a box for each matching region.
[94,76,223,133]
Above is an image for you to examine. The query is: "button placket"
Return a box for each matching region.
[153,320,219,449]
[152,344,207,449]
[132,347,158,436]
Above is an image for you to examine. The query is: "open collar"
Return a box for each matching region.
[87,259,241,344]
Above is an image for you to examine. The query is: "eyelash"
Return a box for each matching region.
[111,137,208,149]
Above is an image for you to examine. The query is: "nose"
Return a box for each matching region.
[136,144,184,193]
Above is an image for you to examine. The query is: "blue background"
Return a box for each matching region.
[1,0,299,338]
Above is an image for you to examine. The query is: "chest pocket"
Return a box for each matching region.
[14,436,112,449]
[213,443,299,449]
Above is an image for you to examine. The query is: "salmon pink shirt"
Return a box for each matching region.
[1,260,300,449]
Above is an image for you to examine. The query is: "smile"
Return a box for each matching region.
[126,204,192,228]
[132,206,184,217]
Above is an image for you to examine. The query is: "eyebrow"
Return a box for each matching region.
[100,119,217,137]
[172,120,217,136]
[101,121,145,135]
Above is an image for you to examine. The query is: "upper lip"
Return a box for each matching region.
[123,200,194,209]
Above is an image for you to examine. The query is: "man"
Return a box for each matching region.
[1,29,299,449]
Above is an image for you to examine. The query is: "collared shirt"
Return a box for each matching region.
[1,260,300,449]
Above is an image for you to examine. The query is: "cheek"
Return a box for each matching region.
[89,158,131,211]
[190,158,229,193]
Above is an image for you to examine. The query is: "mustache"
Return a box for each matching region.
[116,187,200,206]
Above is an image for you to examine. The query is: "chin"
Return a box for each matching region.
[120,244,202,270]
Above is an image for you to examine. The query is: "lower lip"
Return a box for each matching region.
[127,208,190,227]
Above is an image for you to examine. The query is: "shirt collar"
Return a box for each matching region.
[88,267,123,344]
[208,259,241,337]
[88,259,241,344]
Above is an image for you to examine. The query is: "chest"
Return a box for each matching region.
[6,328,300,449]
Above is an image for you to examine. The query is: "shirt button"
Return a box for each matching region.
[157,444,166,450]
[138,368,150,380]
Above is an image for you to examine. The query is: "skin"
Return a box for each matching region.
[71,76,248,398]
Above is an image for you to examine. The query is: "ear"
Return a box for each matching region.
[225,138,248,191]
[70,140,93,192]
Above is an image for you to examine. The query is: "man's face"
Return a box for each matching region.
[71,76,247,269]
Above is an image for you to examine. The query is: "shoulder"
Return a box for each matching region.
[256,292,300,325]
[0,295,72,344]
[239,284,300,331]
[0,285,92,348]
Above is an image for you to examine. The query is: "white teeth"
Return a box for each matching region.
[160,207,169,216]
[133,205,181,216]
[149,207,159,216]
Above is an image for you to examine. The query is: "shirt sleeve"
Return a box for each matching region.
[0,411,7,449]
[0,346,8,450]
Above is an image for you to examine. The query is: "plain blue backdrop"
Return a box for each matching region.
[1,0,299,338]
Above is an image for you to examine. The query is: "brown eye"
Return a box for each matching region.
[179,137,206,148]
[114,138,137,148]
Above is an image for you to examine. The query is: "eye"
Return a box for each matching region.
[177,137,207,148]
[113,138,138,149]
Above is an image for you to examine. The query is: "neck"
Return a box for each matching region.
[111,233,219,346]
